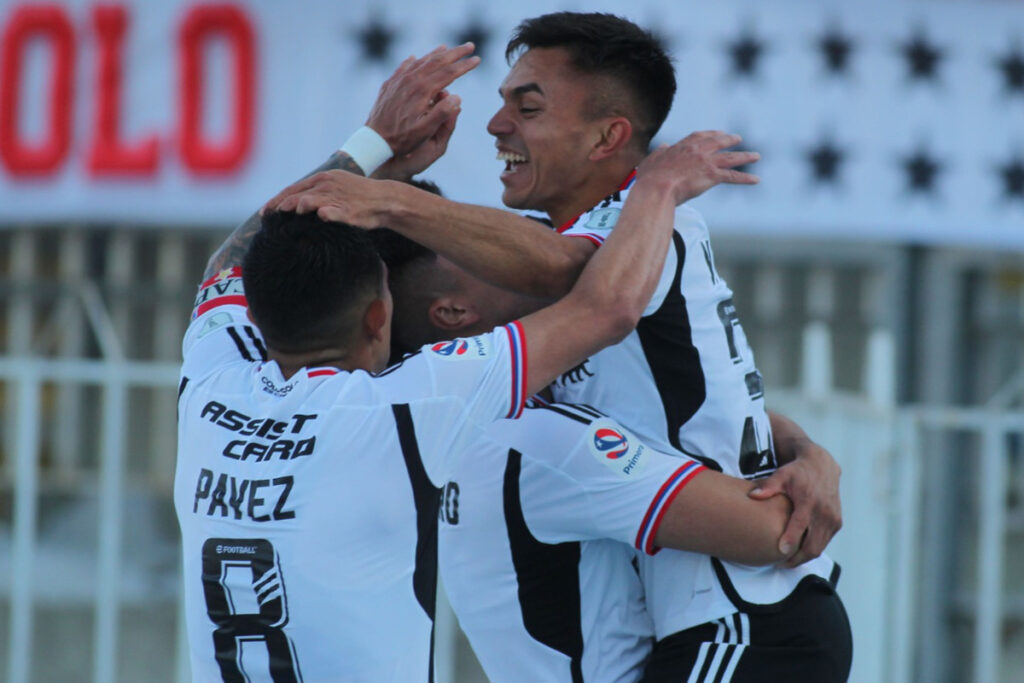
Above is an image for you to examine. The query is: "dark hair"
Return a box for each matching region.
[369,178,442,274]
[506,12,675,147]
[242,211,383,353]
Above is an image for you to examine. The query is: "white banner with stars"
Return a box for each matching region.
[0,0,1022,249]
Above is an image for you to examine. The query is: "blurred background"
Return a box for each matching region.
[0,0,1022,680]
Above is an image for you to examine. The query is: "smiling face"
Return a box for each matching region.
[487,48,605,221]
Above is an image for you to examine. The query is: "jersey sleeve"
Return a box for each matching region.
[382,322,529,479]
[516,409,705,555]
[181,267,267,381]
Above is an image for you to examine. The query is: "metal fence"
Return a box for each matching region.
[0,228,1022,682]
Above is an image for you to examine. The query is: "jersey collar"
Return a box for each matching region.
[556,169,638,234]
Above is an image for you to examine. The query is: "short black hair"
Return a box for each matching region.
[369,179,442,274]
[506,12,675,148]
[242,211,384,353]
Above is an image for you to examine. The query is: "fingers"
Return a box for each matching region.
[747,476,784,500]
[680,130,741,151]
[778,501,811,557]
[317,206,349,224]
[718,169,761,185]
[263,175,323,213]
[715,151,760,168]
[411,42,480,90]
[418,94,462,136]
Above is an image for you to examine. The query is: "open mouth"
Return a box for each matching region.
[497,150,529,176]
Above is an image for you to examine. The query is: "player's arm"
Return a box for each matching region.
[265,131,759,299]
[203,44,477,281]
[653,468,793,566]
[203,151,365,280]
[749,411,843,566]
[514,134,754,397]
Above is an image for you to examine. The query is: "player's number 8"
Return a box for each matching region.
[201,538,302,682]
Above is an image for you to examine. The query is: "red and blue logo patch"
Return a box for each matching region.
[594,427,629,459]
[431,339,469,356]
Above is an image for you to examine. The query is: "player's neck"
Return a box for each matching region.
[268,344,373,379]
[546,159,639,228]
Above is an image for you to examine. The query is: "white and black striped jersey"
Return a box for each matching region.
[438,402,706,683]
[545,174,837,638]
[174,268,527,682]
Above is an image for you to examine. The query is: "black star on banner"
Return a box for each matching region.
[805,140,845,184]
[727,29,766,79]
[901,148,943,194]
[900,30,945,82]
[356,17,395,62]
[997,157,1024,200]
[454,18,491,57]
[818,27,855,76]
[996,49,1024,96]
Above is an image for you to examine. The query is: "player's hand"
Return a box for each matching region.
[636,131,759,205]
[373,91,461,181]
[366,43,479,159]
[748,440,842,568]
[264,170,385,227]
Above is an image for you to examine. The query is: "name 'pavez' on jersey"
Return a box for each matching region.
[174,269,527,682]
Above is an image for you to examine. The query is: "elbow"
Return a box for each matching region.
[592,299,641,347]
[538,245,590,299]
[740,497,793,566]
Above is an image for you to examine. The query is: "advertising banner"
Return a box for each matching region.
[1,0,1022,249]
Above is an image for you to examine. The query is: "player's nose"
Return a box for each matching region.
[486,105,513,137]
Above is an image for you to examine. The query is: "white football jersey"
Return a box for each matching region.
[549,174,837,637]
[175,268,527,682]
[439,402,706,683]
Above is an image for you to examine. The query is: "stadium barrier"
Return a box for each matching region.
[0,323,1021,682]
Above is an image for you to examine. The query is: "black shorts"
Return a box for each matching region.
[641,577,853,683]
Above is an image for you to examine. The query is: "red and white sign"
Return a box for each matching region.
[0,0,1021,250]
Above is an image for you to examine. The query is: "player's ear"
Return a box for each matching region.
[363,297,389,343]
[429,295,480,332]
[589,116,634,162]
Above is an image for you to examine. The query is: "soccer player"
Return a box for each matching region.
[173,46,760,681]
[376,227,836,682]
[268,14,851,682]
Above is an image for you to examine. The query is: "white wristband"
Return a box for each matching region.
[339,126,393,176]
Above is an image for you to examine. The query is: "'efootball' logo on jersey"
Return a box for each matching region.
[431,339,469,356]
[594,428,629,459]
[589,419,648,478]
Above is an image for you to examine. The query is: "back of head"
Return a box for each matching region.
[506,12,676,150]
[371,227,448,360]
[243,211,383,354]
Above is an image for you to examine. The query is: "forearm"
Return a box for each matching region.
[384,182,590,298]
[515,178,677,395]
[203,151,365,280]
[654,470,793,566]
[564,178,676,326]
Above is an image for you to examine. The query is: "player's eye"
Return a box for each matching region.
[519,107,540,115]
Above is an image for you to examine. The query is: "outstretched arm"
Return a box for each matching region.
[265,131,760,299]
[203,152,365,280]
[654,468,793,566]
[516,133,755,397]
[203,43,478,281]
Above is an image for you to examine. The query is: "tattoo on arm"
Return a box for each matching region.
[202,151,366,280]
